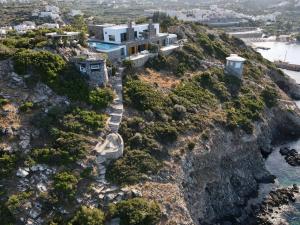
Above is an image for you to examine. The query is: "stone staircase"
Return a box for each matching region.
[107,68,124,133]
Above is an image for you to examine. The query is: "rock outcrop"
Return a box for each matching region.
[253,185,299,225]
[279,147,300,166]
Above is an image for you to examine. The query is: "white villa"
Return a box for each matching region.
[88,21,179,63]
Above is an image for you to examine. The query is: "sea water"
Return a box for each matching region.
[254,41,300,224]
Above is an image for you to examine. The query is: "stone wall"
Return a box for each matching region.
[130,53,157,68]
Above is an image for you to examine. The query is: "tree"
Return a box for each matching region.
[109,198,161,225]
[78,32,88,47]
[71,15,88,32]
[68,206,105,225]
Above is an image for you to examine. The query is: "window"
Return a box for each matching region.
[235,62,241,69]
[91,64,100,70]
[134,31,137,38]
[121,48,125,56]
[109,35,115,41]
[120,33,127,42]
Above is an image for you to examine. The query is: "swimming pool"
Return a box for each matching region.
[89,41,123,52]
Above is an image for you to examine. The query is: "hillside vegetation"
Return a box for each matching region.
[107,21,280,187]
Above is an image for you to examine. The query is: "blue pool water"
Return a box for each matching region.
[89,41,121,51]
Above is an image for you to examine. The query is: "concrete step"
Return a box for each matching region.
[109,112,123,117]
[108,123,119,132]
[109,116,122,123]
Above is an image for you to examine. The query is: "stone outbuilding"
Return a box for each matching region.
[225,54,246,79]
[72,53,109,87]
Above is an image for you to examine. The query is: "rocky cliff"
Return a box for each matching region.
[182,105,300,224]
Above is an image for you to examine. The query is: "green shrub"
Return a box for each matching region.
[68,206,105,225]
[197,33,229,60]
[53,172,78,200]
[0,44,15,60]
[51,65,90,102]
[109,198,161,225]
[124,79,166,111]
[31,130,89,165]
[13,49,66,84]
[80,167,94,179]
[225,93,264,134]
[123,60,134,72]
[196,71,230,101]
[261,86,278,108]
[0,152,17,178]
[0,202,15,225]
[145,54,168,71]
[106,150,161,186]
[34,106,65,130]
[183,43,204,60]
[19,101,34,112]
[0,96,9,107]
[89,87,114,109]
[187,141,196,151]
[173,81,216,107]
[5,192,32,214]
[62,108,107,134]
[153,122,178,143]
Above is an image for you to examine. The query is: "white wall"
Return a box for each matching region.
[103,27,127,44]
[103,23,160,44]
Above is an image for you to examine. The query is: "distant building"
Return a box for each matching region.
[72,53,109,87]
[40,11,60,20]
[45,5,60,14]
[0,26,12,37]
[46,31,80,44]
[69,9,84,17]
[38,23,59,29]
[33,5,61,20]
[14,21,36,34]
[225,54,246,79]
[229,28,263,39]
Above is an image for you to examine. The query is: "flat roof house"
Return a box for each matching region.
[88,21,178,62]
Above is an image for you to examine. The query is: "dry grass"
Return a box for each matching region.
[139,68,181,89]
[0,103,20,130]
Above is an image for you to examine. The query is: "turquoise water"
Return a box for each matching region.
[255,41,300,224]
[89,41,121,51]
[265,142,300,187]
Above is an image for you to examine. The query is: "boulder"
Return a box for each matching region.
[17,168,29,178]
